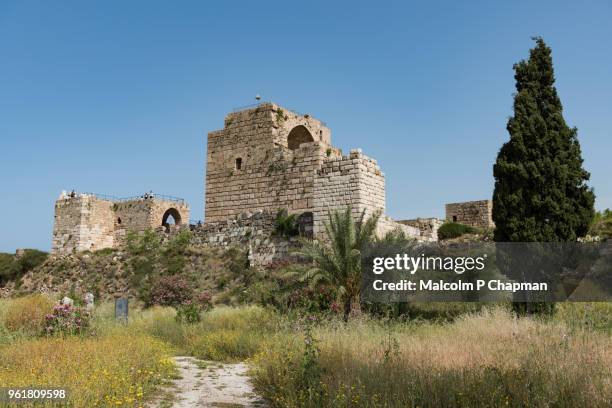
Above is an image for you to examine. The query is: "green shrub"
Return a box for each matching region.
[0,249,48,283]
[274,209,299,237]
[589,209,612,239]
[437,222,475,240]
[0,254,20,282]
[17,249,48,272]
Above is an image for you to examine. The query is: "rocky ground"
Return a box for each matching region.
[150,356,266,408]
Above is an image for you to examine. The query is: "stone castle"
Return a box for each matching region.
[52,102,493,259]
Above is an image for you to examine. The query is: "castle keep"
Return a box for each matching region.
[204,102,417,240]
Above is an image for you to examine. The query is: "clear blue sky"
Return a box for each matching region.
[1,1,611,252]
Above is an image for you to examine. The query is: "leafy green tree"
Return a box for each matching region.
[492,38,595,315]
[493,37,595,243]
[297,207,380,320]
[0,249,48,284]
[589,209,612,239]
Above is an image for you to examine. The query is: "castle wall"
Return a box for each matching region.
[445,200,494,228]
[188,210,301,266]
[52,195,115,254]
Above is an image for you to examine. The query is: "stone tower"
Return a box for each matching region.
[204,102,418,239]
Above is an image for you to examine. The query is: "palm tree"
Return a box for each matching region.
[297,206,380,320]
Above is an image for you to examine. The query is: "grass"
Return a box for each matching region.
[90,303,280,362]
[251,307,612,407]
[0,334,176,407]
[1,294,610,407]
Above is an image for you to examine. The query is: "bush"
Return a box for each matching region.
[175,291,213,324]
[19,249,49,271]
[589,209,612,239]
[437,222,476,240]
[0,253,20,282]
[0,249,48,283]
[44,303,91,336]
[147,275,193,307]
[3,294,55,334]
[274,209,299,237]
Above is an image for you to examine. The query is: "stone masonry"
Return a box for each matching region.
[445,200,494,229]
[52,191,190,254]
[204,102,419,241]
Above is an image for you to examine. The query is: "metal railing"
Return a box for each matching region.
[81,192,186,204]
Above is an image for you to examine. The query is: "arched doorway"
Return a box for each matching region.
[287,125,314,150]
[162,208,182,228]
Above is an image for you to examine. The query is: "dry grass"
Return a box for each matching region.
[2,295,610,407]
[2,294,55,335]
[252,308,612,407]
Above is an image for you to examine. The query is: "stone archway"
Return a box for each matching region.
[162,208,182,227]
[287,125,314,150]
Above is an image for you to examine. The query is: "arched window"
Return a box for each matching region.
[235,157,242,170]
[287,125,314,150]
[162,208,182,227]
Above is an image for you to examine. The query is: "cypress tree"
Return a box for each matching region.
[492,38,595,315]
[493,37,595,243]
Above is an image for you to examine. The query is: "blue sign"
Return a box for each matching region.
[115,298,128,322]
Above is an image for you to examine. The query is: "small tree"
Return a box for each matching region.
[297,207,380,320]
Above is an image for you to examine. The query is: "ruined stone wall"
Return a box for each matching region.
[189,210,301,265]
[398,218,444,241]
[445,200,494,228]
[113,198,190,243]
[204,103,333,222]
[52,194,115,254]
[52,193,190,254]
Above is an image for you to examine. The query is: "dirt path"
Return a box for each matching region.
[152,356,266,407]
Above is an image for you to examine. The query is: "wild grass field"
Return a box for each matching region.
[0,295,610,407]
